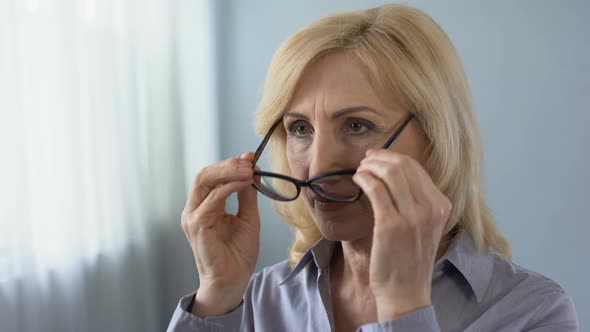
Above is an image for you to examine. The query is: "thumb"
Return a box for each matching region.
[237,180,259,222]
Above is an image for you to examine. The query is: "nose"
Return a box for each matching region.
[308,128,349,178]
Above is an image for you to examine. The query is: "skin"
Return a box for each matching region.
[182,52,453,331]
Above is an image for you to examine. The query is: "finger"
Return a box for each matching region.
[352,170,401,227]
[366,151,451,228]
[239,151,256,163]
[237,181,259,223]
[192,179,253,229]
[399,158,436,207]
[363,151,432,207]
[186,154,254,212]
[358,157,416,217]
[390,157,446,219]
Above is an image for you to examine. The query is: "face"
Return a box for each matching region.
[284,52,430,241]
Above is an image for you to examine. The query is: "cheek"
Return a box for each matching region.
[286,141,309,178]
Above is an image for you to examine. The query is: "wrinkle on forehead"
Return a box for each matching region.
[288,52,396,123]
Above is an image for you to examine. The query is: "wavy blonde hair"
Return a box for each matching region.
[254,4,511,267]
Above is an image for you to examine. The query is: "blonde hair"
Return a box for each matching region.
[255,4,511,267]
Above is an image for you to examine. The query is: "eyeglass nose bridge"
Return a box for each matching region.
[300,169,363,203]
[252,169,363,202]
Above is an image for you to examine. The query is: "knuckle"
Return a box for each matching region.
[426,204,438,221]
[384,165,396,178]
[180,211,199,235]
[195,167,208,186]
[368,149,384,159]
[391,153,406,166]
[428,199,451,222]
[209,184,229,202]
[365,180,381,194]
[226,157,241,171]
[437,206,447,220]
[207,187,219,201]
[180,217,187,233]
[192,210,206,228]
[193,209,226,232]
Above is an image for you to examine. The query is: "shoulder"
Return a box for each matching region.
[486,253,578,329]
[489,253,566,298]
[245,259,296,300]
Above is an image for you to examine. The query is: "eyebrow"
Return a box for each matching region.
[283,106,379,120]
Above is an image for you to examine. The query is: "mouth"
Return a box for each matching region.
[310,195,352,212]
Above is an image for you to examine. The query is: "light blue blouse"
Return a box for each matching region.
[167,231,578,331]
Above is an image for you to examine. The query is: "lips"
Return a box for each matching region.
[311,197,351,211]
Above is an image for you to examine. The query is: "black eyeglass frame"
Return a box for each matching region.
[251,113,415,202]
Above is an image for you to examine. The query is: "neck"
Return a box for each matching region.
[335,236,373,287]
[332,232,453,288]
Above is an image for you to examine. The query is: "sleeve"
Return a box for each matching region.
[523,292,579,331]
[357,306,440,332]
[166,292,244,332]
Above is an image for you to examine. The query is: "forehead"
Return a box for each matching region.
[289,52,388,114]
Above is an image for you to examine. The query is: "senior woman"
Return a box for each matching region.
[168,4,578,332]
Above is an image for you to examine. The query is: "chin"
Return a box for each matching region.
[302,195,375,241]
[311,211,373,242]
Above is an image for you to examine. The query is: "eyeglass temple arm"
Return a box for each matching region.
[252,118,283,166]
[382,113,415,149]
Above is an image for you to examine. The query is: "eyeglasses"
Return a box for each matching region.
[251,113,415,202]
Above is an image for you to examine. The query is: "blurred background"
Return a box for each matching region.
[0,0,588,331]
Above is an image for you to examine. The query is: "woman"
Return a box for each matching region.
[168,4,578,331]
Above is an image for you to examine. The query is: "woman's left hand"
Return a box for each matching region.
[352,149,452,322]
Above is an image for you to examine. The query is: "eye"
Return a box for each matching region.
[345,119,373,135]
[349,122,365,133]
[288,120,312,137]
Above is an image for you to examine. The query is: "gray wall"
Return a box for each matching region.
[214,0,589,327]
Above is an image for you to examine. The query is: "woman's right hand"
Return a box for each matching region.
[181,152,260,317]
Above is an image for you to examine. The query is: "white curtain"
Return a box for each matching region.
[0,0,216,331]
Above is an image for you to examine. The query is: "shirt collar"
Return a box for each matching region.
[279,230,493,303]
[436,230,494,302]
[279,237,336,286]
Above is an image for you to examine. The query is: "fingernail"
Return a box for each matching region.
[240,151,254,159]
